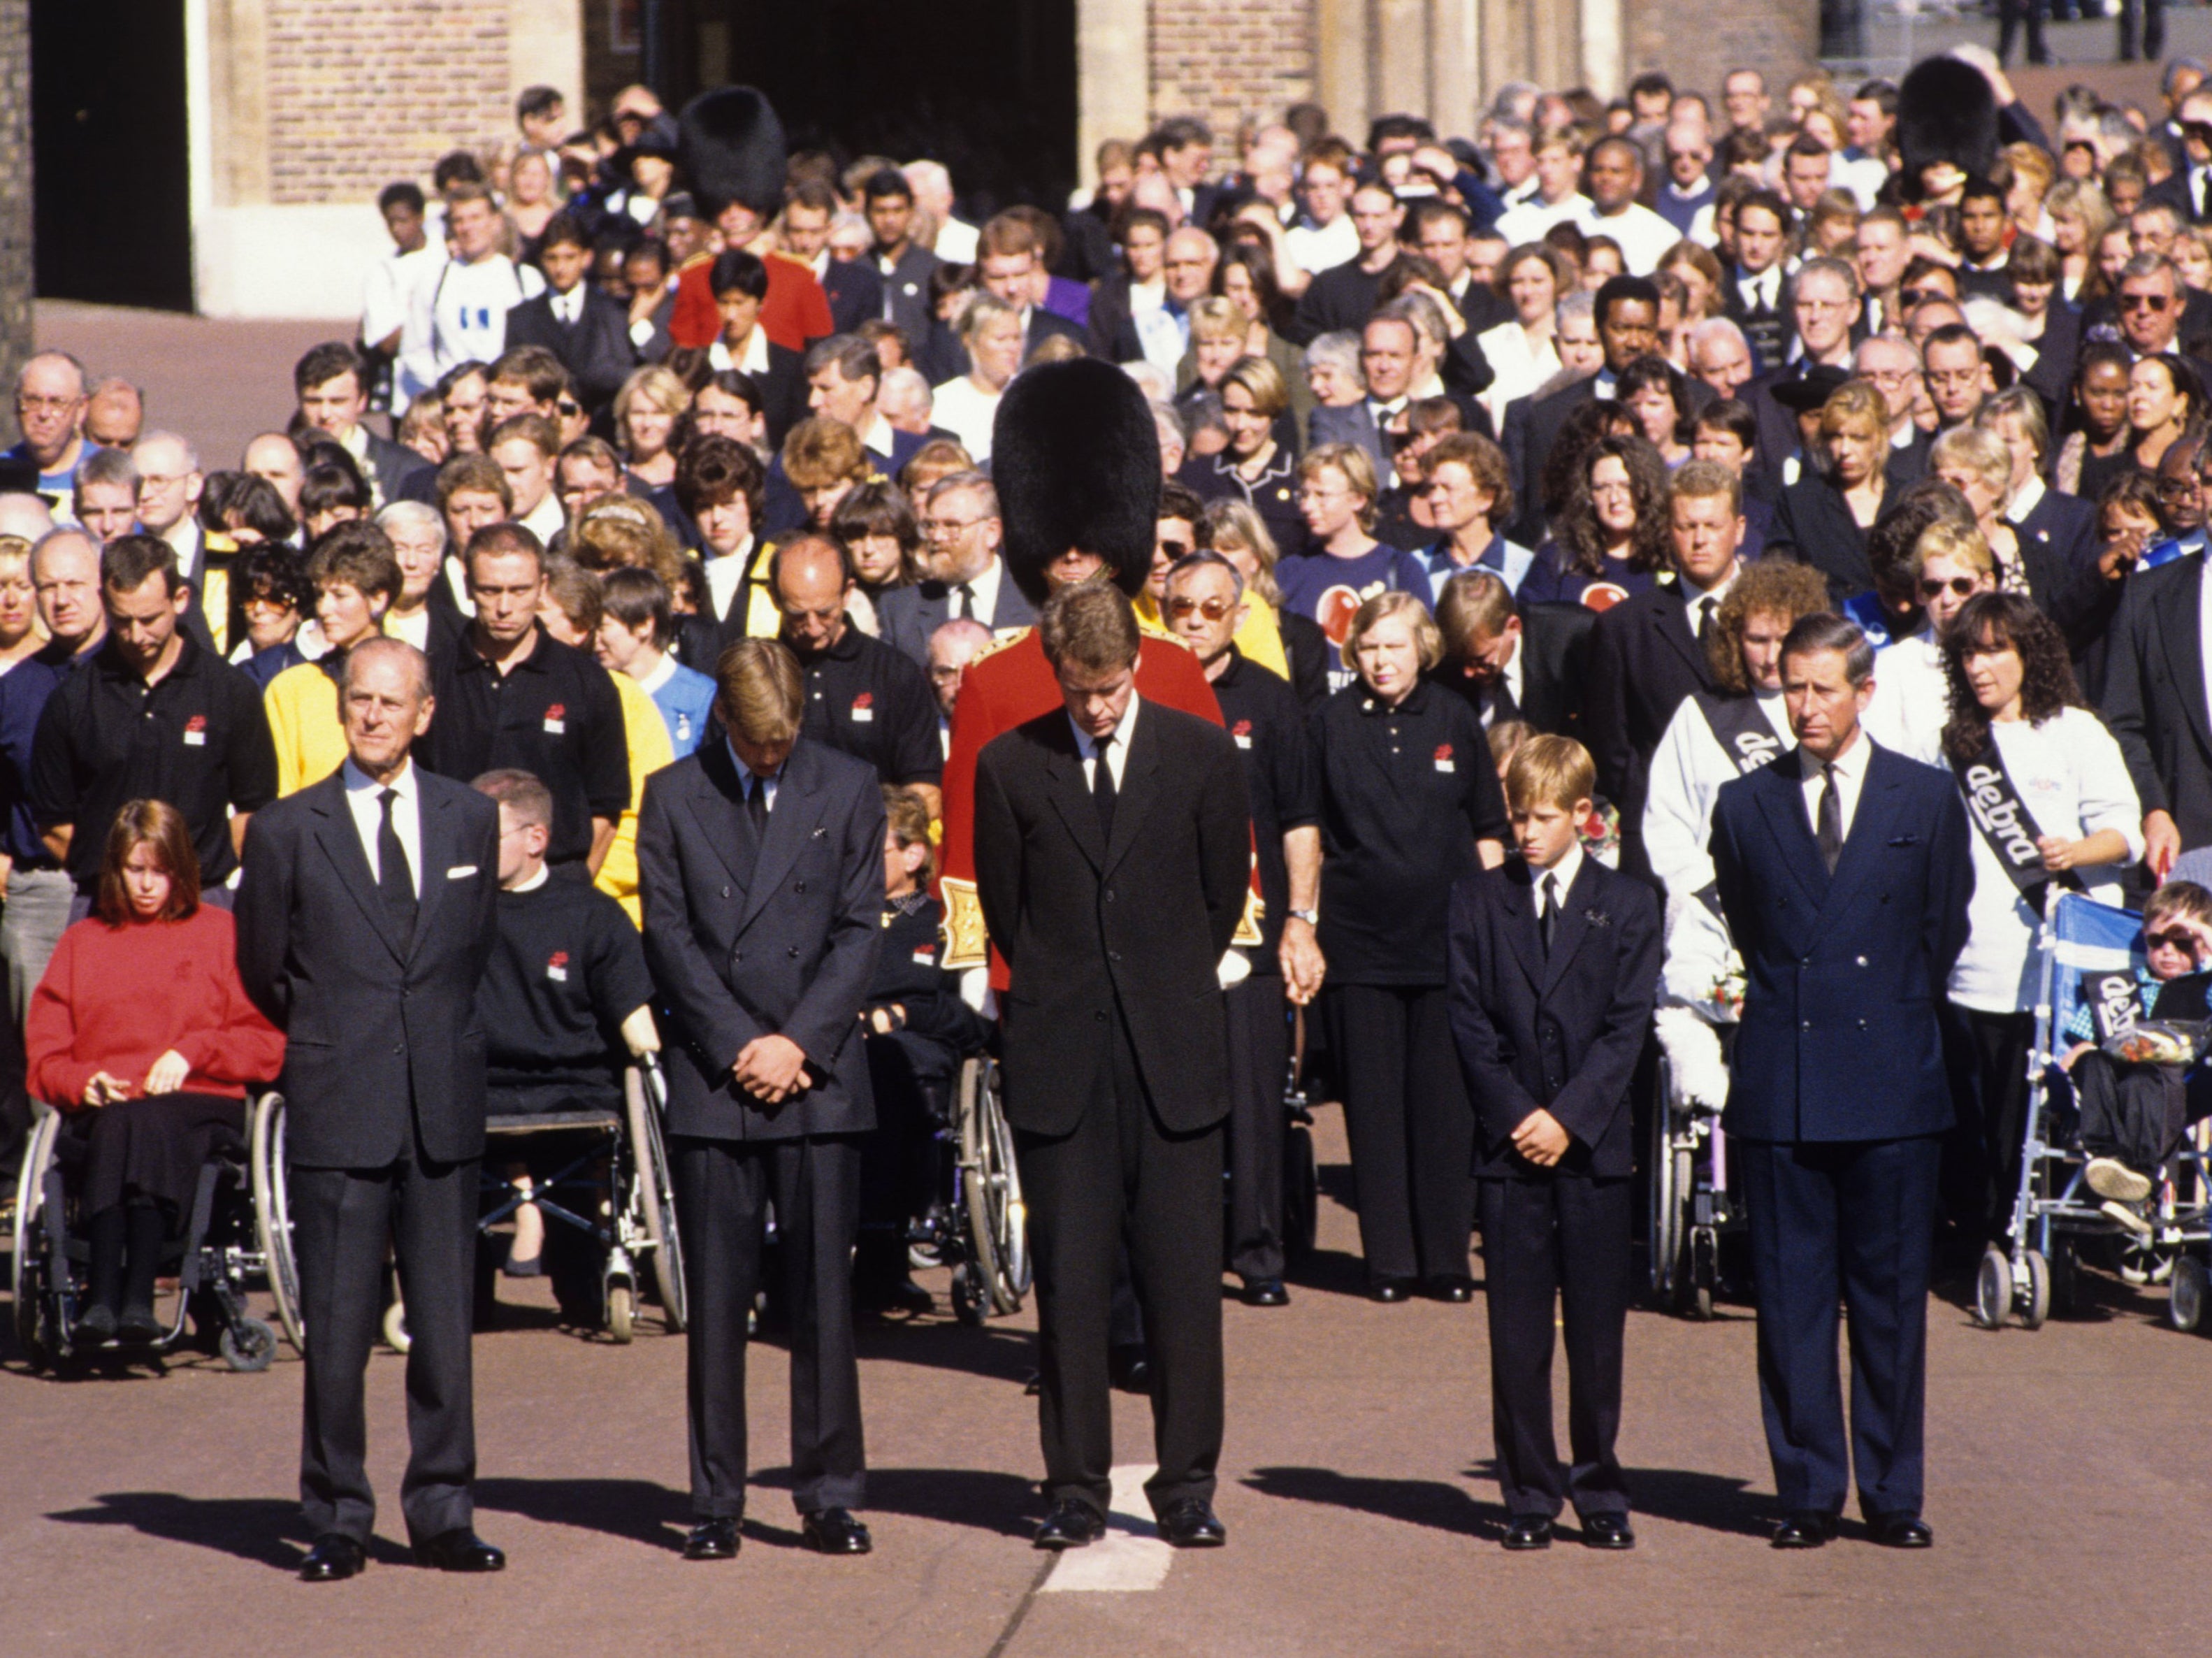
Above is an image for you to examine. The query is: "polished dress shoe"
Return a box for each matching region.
[1032,1500,1107,1550]
[801,1508,872,1555]
[298,1533,366,1583]
[413,1529,505,1571]
[1580,1512,1635,1550]
[1770,1511,1839,1550]
[1870,1513,1932,1549]
[1502,1515,1553,1551]
[1424,1274,1476,1304]
[1156,1498,1227,1548]
[1368,1277,1417,1304]
[1108,1343,1152,1393]
[684,1518,741,1560]
[1240,1276,1289,1307]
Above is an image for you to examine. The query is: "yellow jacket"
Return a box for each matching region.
[594,671,675,927]
[264,660,348,798]
[1132,591,1291,679]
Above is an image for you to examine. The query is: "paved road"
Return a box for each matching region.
[3,1103,2206,1657]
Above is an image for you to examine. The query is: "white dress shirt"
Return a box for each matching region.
[548,285,586,326]
[1737,266,1784,314]
[944,554,1006,626]
[1071,693,1140,791]
[703,535,757,623]
[726,738,782,813]
[1799,726,1872,844]
[707,326,773,376]
[1533,840,1585,925]
[342,756,424,896]
[1681,568,1737,644]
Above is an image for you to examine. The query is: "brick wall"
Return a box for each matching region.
[0,0,27,416]
[265,0,513,203]
[1622,0,1819,110]
[1148,0,1315,152]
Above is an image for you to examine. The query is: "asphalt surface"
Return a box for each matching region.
[3,1101,2206,1657]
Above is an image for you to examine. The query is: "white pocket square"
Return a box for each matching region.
[447,865,478,879]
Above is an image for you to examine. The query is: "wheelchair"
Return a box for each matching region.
[1647,898,1747,1320]
[10,1097,283,1374]
[911,1054,1032,1326]
[252,1058,686,1354]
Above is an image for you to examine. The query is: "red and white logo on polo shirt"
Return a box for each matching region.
[542,702,566,735]
[1231,719,1253,749]
[851,691,875,723]
[547,949,569,983]
[1434,742,1455,774]
[183,713,208,747]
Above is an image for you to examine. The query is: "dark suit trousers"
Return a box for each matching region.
[1324,983,1475,1284]
[674,1133,866,1518]
[1015,1018,1224,1520]
[1740,1134,1941,1520]
[292,1133,479,1544]
[1477,1174,1633,1520]
[1939,1005,2037,1247]
[1225,973,1289,1282]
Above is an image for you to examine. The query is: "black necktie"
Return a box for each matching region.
[377,788,417,942]
[1092,733,1118,842]
[1539,872,1559,957]
[1696,596,1716,647]
[747,772,771,841]
[1814,761,1843,873]
[954,582,977,621]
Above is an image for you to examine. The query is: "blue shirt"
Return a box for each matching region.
[1274,544,1434,690]
[1420,533,1536,596]
[1,440,87,519]
[1518,541,1662,609]
[0,652,68,865]
[646,658,718,759]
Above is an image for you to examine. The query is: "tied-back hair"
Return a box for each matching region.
[95,799,201,928]
[1938,590,2083,767]
[1556,433,1671,579]
[1707,558,1832,694]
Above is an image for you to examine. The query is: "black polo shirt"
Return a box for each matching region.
[1209,647,1319,967]
[484,874,656,1112]
[419,622,630,867]
[29,631,278,893]
[790,621,943,788]
[1310,677,1510,987]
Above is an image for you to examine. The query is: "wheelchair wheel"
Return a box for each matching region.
[2021,1249,2051,1331]
[250,1093,305,1354]
[1974,1246,2014,1329]
[10,1107,63,1366]
[1282,1120,1318,1264]
[1647,1063,1689,1312]
[625,1065,686,1332]
[957,1058,1029,1318]
[949,1262,988,1327]
[607,1281,635,1344]
[2170,1255,2206,1335]
[219,1316,278,1373]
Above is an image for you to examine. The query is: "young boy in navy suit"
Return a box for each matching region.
[1446,735,1661,1552]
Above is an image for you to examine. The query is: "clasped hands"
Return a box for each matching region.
[732,1034,812,1104]
[1512,1107,1571,1168]
[82,1048,189,1107]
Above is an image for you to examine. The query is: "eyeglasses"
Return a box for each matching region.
[1164,595,1235,621]
[15,394,81,414]
[1899,288,1951,308]
[920,515,987,538]
[2146,928,2203,952]
[1917,576,1980,599]
[556,398,582,417]
[2119,292,2174,312]
[2157,475,2202,498]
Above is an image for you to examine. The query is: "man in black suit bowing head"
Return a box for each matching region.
[636,637,885,1562]
[975,577,1252,1553]
[1709,614,1974,1551]
[235,636,503,1582]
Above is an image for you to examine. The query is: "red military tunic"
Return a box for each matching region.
[938,623,1258,985]
[670,247,835,353]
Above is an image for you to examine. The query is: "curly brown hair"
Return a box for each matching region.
[1939,590,2083,767]
[1554,433,1671,579]
[1707,558,1833,693]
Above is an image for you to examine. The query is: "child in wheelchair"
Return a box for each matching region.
[855,786,989,1315]
[2059,880,2212,1234]
[472,770,660,1313]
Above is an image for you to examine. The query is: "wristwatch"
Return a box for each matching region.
[1287,907,1320,926]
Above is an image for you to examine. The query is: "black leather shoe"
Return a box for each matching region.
[1032,1501,1107,1550]
[1240,1276,1289,1307]
[412,1529,505,1572]
[73,1303,117,1344]
[1871,1512,1932,1549]
[298,1533,366,1583]
[117,1304,164,1346]
[1156,1498,1227,1548]
[1770,1511,1839,1550]
[1424,1274,1476,1304]
[1368,1277,1417,1304]
[1108,1344,1152,1393]
[1502,1515,1553,1551]
[1580,1512,1635,1550]
[801,1508,872,1555]
[684,1518,741,1560]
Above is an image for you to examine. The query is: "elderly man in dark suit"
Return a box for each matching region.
[637,636,885,1563]
[974,580,1252,1552]
[234,636,503,1582]
[503,213,640,418]
[1709,614,1973,1551]
[875,473,1038,665]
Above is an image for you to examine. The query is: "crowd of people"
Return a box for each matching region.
[2,41,2210,1576]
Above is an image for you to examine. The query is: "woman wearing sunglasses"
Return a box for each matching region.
[1862,519,1997,763]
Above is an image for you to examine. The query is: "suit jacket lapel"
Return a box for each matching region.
[1819,747,1907,918]
[687,742,756,894]
[410,784,454,959]
[309,781,407,965]
[1498,863,1544,990]
[1101,709,1163,877]
[2159,559,2212,760]
[737,745,816,933]
[1539,859,1598,997]
[1043,727,1108,872]
[1756,750,1831,911]
[1654,592,1711,684]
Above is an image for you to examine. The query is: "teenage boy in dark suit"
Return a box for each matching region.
[1445,733,1661,1552]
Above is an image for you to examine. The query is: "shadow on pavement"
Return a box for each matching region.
[475,1476,692,1550]
[849,1321,1038,1385]
[1242,1466,1509,1541]
[43,1492,412,1570]
[749,1463,1041,1538]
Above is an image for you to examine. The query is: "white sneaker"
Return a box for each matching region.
[2085,1157,2153,1203]
[2101,1199,2153,1236]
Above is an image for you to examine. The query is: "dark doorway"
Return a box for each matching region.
[720,2,1078,216]
[32,0,193,309]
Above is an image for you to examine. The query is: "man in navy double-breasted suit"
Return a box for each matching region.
[1709,614,1973,1552]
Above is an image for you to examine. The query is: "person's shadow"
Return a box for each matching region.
[1244,1462,1771,1541]
[43,1492,413,1569]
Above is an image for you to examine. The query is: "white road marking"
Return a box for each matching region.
[1038,1463,1174,1593]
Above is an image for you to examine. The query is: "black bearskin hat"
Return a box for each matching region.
[992,359,1160,605]
[678,87,786,219]
[1897,57,1999,200]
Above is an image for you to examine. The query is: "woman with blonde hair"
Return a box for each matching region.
[1766,379,1893,603]
[1280,442,1433,687]
[1477,245,1573,433]
[613,363,691,490]
[930,294,1023,462]
[2041,178,2114,304]
[1184,355,1303,558]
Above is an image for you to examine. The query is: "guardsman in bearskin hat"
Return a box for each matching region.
[667,87,834,354]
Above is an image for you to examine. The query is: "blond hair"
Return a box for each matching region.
[1345,590,1442,673]
[1911,517,1995,580]
[714,637,804,745]
[1505,733,1597,812]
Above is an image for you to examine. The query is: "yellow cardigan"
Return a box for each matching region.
[594,671,674,927]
